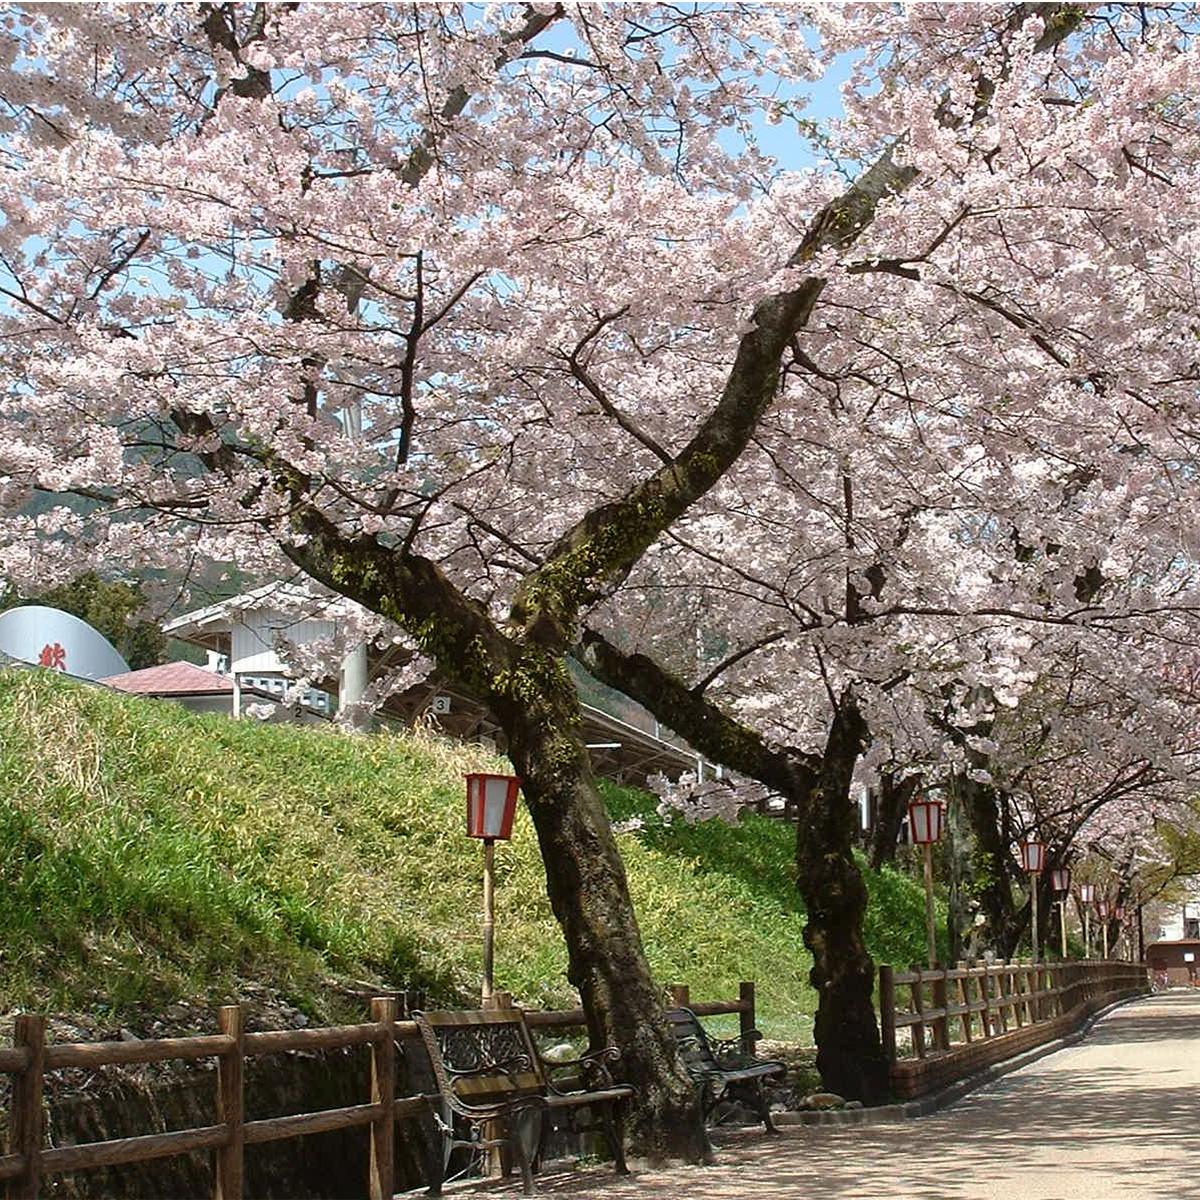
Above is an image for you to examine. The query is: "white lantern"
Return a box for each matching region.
[907,798,945,845]
[1050,867,1072,894]
[465,773,522,840]
[1020,840,1046,873]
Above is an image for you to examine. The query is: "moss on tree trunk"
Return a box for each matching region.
[490,663,704,1160]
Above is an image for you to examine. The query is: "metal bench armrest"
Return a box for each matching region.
[440,1088,546,1123]
[544,1044,621,1093]
[710,1032,767,1067]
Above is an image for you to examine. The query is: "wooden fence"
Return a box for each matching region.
[0,983,756,1200]
[879,959,1147,1099]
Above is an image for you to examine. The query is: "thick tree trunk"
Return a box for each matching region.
[284,541,703,1160]
[945,777,1013,964]
[958,774,1024,959]
[490,667,703,1160]
[576,632,890,1104]
[868,770,915,870]
[796,699,890,1104]
[945,780,977,963]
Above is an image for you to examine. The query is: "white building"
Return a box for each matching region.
[159,583,706,786]
[1155,882,1200,942]
[162,582,358,718]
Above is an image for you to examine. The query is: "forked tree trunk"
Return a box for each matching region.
[575,632,891,1106]
[285,544,704,1161]
[794,699,890,1105]
[946,780,979,963]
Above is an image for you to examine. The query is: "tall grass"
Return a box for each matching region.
[0,669,932,1041]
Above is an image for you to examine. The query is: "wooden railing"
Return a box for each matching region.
[879,959,1147,1099]
[3,999,418,1200]
[0,982,757,1199]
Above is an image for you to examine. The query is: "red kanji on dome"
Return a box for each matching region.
[38,643,67,671]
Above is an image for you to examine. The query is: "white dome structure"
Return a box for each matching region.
[0,604,130,680]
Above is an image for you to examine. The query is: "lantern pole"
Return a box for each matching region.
[1079,883,1094,958]
[908,797,944,969]
[482,837,496,1001]
[465,772,522,1005]
[1021,840,1045,962]
[1050,868,1072,959]
[1031,877,1040,963]
[923,841,937,969]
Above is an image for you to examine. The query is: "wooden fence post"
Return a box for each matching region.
[980,962,995,1037]
[992,963,1009,1033]
[738,982,756,1057]
[480,992,515,1177]
[1013,962,1027,1027]
[931,965,950,1050]
[369,997,396,1200]
[10,1014,45,1200]
[215,1005,244,1200]
[879,966,897,1062]
[909,966,927,1059]
[668,984,689,1008]
[955,963,973,1043]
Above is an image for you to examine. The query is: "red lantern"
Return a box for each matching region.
[1114,904,1126,921]
[465,773,522,840]
[1050,867,1072,894]
[907,798,945,845]
[1096,900,1111,919]
[1079,883,1095,904]
[1020,839,1046,873]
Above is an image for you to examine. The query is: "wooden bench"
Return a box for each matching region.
[413,1006,634,1195]
[667,1006,785,1154]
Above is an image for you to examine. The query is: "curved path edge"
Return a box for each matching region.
[774,992,1143,1128]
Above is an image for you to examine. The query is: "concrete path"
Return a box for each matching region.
[462,990,1200,1199]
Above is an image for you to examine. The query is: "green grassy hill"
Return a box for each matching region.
[0,669,932,1042]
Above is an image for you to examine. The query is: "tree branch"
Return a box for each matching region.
[563,308,674,465]
[399,4,565,187]
[510,8,1087,644]
[576,627,819,793]
[693,629,789,695]
[282,503,517,696]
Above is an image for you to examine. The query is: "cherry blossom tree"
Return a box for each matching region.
[0,0,837,1147]
[898,638,1200,960]
[4,0,1200,1130]
[577,0,1200,1091]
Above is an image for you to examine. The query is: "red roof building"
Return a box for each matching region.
[102,661,325,724]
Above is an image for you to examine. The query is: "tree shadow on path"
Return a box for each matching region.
[463,992,1200,1200]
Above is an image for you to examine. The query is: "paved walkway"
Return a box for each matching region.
[464,990,1200,1199]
